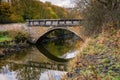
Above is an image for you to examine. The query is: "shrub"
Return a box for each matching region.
[75,0,120,36]
[0,2,13,23]
[14,31,28,43]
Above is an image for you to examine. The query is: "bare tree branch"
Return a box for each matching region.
[97,0,120,10]
[113,0,120,9]
[97,0,108,6]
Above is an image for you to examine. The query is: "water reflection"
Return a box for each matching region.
[0,29,83,80]
[40,70,66,80]
[36,29,83,60]
[0,47,67,80]
[0,62,66,80]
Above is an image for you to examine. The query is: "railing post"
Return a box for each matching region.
[72,20,74,24]
[38,20,40,25]
[32,20,34,26]
[65,20,66,25]
[58,20,59,25]
[45,20,46,26]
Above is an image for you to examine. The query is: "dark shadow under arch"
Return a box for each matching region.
[36,43,70,62]
[36,28,84,44]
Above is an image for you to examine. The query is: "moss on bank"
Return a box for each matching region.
[0,36,12,42]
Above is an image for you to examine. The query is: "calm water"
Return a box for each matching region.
[0,30,83,80]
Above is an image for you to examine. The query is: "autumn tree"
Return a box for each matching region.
[0,2,13,23]
[0,0,69,23]
[50,5,68,18]
[75,0,120,36]
[96,0,120,27]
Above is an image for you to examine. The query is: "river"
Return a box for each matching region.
[0,30,83,80]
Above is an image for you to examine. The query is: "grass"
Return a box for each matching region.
[0,36,12,42]
[62,28,120,80]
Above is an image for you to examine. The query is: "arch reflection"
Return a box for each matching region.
[36,29,83,62]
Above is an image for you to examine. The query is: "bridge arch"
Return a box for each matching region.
[35,27,84,44]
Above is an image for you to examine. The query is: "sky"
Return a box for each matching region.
[40,0,74,8]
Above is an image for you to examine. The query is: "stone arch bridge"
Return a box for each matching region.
[27,19,83,44]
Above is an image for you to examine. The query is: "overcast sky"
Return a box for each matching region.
[40,0,74,8]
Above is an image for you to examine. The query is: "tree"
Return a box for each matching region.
[75,0,120,36]
[97,0,120,10]
[0,2,13,23]
[50,5,68,18]
[0,0,1,4]
[0,0,69,23]
[96,0,120,28]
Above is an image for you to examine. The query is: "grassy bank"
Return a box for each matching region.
[0,36,12,42]
[63,28,120,80]
[0,30,29,57]
[0,30,28,43]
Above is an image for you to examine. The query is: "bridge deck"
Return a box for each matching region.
[27,19,82,27]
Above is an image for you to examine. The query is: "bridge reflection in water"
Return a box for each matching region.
[36,29,83,61]
[8,60,68,71]
[0,46,68,80]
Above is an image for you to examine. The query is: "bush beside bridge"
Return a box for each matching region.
[0,30,29,58]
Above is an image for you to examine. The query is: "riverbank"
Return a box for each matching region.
[0,30,29,58]
[62,28,120,80]
[0,42,29,58]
